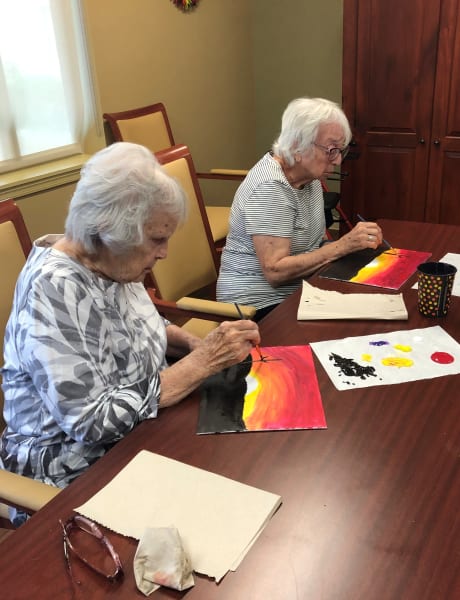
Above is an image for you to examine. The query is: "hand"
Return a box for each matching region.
[199,319,260,375]
[341,221,383,253]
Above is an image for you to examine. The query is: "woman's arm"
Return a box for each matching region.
[165,322,202,357]
[253,220,383,287]
[159,319,259,408]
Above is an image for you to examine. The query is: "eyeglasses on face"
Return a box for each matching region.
[312,142,349,162]
[60,515,124,584]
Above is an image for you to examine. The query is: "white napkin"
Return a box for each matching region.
[134,527,194,596]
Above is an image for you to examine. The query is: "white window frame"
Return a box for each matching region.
[0,0,102,176]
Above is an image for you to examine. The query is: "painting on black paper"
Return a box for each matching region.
[196,345,326,434]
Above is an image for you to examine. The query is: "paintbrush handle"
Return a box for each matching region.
[234,303,264,360]
[234,302,245,319]
[357,214,393,250]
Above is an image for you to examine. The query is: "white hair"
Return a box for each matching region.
[272,97,352,166]
[65,142,187,254]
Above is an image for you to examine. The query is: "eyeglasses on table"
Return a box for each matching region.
[59,514,124,585]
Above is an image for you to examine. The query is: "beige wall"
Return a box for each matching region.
[17,185,75,241]
[14,0,343,236]
[83,0,256,172]
[250,0,344,156]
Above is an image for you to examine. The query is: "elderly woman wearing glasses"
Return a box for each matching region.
[0,142,259,525]
[217,97,383,320]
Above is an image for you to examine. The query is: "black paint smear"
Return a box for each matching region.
[329,353,378,380]
[197,354,253,434]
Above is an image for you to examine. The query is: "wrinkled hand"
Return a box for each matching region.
[340,221,383,253]
[197,319,260,376]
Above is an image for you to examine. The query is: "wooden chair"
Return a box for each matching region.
[322,182,353,240]
[145,145,256,338]
[103,102,245,248]
[0,199,61,529]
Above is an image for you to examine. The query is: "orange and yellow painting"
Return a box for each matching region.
[320,248,432,290]
[197,345,326,434]
[350,249,431,289]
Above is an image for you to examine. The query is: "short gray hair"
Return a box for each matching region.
[65,142,187,254]
[272,97,352,166]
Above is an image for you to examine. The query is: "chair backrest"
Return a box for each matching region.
[103,102,175,153]
[0,200,33,430]
[152,145,219,301]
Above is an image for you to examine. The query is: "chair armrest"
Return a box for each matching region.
[196,171,246,182]
[145,288,256,322]
[176,296,256,319]
[209,168,248,177]
[146,289,226,322]
[0,470,61,515]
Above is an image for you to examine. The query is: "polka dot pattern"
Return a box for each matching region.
[417,262,457,317]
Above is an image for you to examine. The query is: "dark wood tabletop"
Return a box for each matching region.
[1,219,459,600]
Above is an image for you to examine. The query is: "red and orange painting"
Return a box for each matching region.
[320,248,432,290]
[350,249,432,289]
[197,345,326,434]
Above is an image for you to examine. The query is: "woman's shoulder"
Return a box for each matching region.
[19,239,95,299]
[250,152,285,180]
[238,153,287,197]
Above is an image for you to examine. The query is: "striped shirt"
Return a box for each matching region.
[217,152,325,308]
[0,236,167,498]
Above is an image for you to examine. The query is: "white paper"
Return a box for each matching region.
[412,253,460,296]
[75,450,281,582]
[297,281,408,320]
[311,325,460,390]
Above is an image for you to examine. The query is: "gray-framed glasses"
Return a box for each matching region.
[313,142,349,161]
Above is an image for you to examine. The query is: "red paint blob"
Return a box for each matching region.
[430,351,455,364]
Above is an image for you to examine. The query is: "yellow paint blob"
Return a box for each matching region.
[381,356,414,368]
[393,344,412,352]
[361,353,372,362]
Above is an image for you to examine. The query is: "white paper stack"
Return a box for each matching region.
[297,281,408,320]
[76,450,282,583]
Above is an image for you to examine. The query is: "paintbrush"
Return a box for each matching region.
[357,213,394,252]
[234,302,264,361]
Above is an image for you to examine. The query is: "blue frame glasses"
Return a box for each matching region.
[313,142,349,162]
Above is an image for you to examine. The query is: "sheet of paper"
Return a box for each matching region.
[310,326,460,390]
[412,253,460,296]
[297,281,408,320]
[319,247,431,290]
[76,450,282,582]
[197,345,326,434]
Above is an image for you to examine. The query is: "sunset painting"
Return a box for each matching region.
[197,345,326,434]
[320,248,432,290]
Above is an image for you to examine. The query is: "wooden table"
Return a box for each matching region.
[1,220,459,599]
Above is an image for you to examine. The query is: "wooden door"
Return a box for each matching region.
[425,0,460,225]
[342,0,441,223]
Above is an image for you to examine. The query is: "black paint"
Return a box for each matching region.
[329,353,378,380]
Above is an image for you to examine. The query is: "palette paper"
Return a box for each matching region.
[76,450,281,582]
[297,281,408,320]
[319,247,432,290]
[197,345,326,434]
[311,325,460,390]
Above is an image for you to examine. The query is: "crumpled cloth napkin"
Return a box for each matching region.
[133,527,195,596]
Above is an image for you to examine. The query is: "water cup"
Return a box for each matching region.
[417,262,457,317]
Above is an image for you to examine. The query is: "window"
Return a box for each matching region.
[0,0,99,174]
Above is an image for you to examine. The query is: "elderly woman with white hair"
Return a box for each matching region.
[0,142,259,524]
[217,97,383,320]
